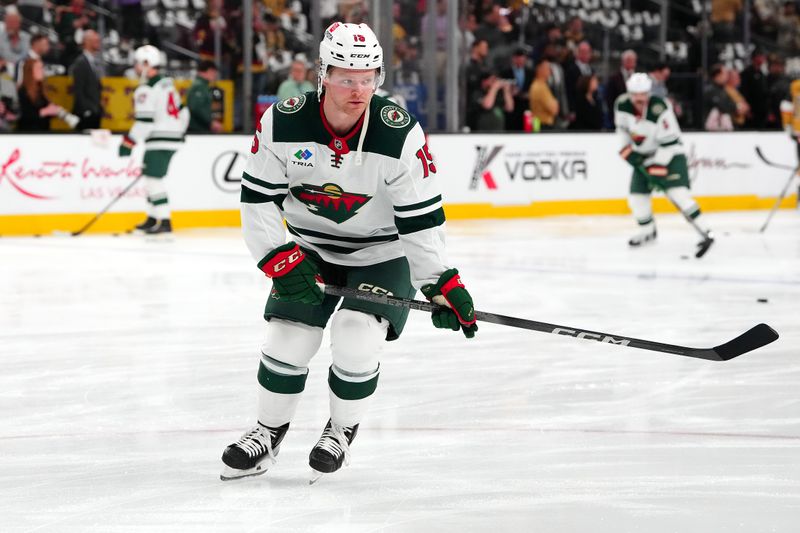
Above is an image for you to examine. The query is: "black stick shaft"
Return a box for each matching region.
[760,166,799,233]
[72,175,144,236]
[322,285,778,361]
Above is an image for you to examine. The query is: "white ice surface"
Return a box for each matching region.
[1,211,798,532]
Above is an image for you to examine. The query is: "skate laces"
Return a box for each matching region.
[317,423,353,466]
[236,424,277,462]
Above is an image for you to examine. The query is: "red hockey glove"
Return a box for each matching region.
[421,268,478,339]
[258,242,323,305]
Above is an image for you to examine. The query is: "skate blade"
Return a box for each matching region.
[219,463,270,481]
[309,469,325,485]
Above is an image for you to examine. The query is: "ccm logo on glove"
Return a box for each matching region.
[262,245,305,277]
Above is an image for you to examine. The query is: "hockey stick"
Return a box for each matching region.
[760,164,800,233]
[755,146,796,171]
[322,285,778,361]
[69,175,144,236]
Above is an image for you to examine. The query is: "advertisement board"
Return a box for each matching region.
[0,132,795,235]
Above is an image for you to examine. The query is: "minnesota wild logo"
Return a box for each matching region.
[290,183,371,224]
[380,105,411,128]
[276,94,306,114]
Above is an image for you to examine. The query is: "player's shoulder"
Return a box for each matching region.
[362,94,419,160]
[645,95,670,121]
[271,91,318,142]
[614,93,635,115]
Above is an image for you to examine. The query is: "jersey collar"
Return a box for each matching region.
[319,94,367,156]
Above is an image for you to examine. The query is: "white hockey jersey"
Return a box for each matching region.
[614,94,683,166]
[126,75,189,152]
[241,92,448,289]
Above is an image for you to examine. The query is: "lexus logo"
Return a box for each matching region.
[212,151,246,193]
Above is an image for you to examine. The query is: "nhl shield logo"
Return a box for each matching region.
[334,139,343,151]
[380,105,411,128]
[276,94,307,114]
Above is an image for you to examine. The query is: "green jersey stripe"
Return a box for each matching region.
[135,117,154,123]
[241,186,286,205]
[242,171,289,190]
[145,136,185,143]
[286,222,398,244]
[258,361,308,394]
[393,195,442,212]
[328,366,379,400]
[660,138,681,147]
[394,207,446,235]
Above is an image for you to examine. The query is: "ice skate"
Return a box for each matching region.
[695,230,715,258]
[628,224,657,247]
[144,219,172,235]
[220,421,289,481]
[131,216,156,234]
[308,419,359,484]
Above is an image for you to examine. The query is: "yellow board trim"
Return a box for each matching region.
[0,195,795,236]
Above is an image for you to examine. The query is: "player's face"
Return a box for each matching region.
[323,67,377,116]
[630,92,648,110]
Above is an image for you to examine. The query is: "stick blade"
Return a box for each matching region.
[712,323,779,361]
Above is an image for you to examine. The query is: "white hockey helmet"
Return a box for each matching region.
[626,72,652,94]
[134,45,162,69]
[318,22,384,96]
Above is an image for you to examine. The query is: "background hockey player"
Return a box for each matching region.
[780,78,800,168]
[221,21,477,483]
[615,73,714,257]
[118,45,189,235]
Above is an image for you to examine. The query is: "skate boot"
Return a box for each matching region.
[132,216,156,234]
[220,421,290,481]
[144,219,172,234]
[695,230,715,258]
[628,223,657,247]
[308,419,359,484]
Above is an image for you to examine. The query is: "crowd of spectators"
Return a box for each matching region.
[1,0,799,133]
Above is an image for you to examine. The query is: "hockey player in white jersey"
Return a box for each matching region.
[616,73,714,257]
[118,45,189,234]
[220,22,478,483]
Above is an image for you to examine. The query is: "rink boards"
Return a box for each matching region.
[0,131,796,235]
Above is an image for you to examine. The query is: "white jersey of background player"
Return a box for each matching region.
[118,45,189,234]
[220,22,478,483]
[615,73,714,257]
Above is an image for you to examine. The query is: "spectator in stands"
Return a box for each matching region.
[69,30,103,130]
[0,53,19,131]
[465,39,489,104]
[543,43,569,129]
[711,0,742,42]
[605,49,637,122]
[703,64,737,131]
[766,54,790,129]
[469,71,514,131]
[740,49,768,128]
[194,0,235,74]
[776,2,800,54]
[564,40,593,117]
[276,57,314,101]
[420,0,448,74]
[724,68,750,129]
[55,0,97,67]
[261,12,292,86]
[15,34,50,87]
[529,59,559,131]
[499,46,534,131]
[570,74,602,131]
[531,23,562,64]
[0,7,31,79]
[564,16,585,54]
[473,4,512,67]
[187,60,222,133]
[648,63,671,99]
[17,58,69,132]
